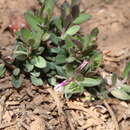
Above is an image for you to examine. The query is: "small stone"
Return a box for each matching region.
[30,117,45,130]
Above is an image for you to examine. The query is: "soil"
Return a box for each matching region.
[0,0,130,130]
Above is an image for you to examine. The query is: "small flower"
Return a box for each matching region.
[54,60,89,93]
[76,60,88,73]
[54,78,73,92]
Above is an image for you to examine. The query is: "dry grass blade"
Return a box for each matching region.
[103,100,120,130]
[0,76,11,83]
[66,111,75,130]
[67,101,104,125]
[47,88,63,115]
[0,122,16,129]
[48,88,67,130]
[0,90,13,126]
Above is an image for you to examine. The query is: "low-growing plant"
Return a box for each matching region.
[110,62,130,100]
[1,0,105,99]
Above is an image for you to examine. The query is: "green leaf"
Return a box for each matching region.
[47,70,57,77]
[35,47,45,55]
[13,44,29,61]
[123,62,130,79]
[64,36,74,49]
[13,68,20,76]
[111,84,130,100]
[31,71,40,77]
[44,0,55,17]
[31,30,43,49]
[31,76,43,86]
[12,75,22,88]
[111,73,117,86]
[64,25,80,38]
[79,78,102,87]
[121,84,130,93]
[55,55,66,64]
[21,29,31,42]
[42,32,50,41]
[64,81,84,98]
[91,27,99,38]
[82,34,91,51]
[55,65,66,77]
[24,61,34,72]
[47,62,56,70]
[15,31,21,38]
[111,88,130,100]
[48,77,57,86]
[24,12,44,31]
[13,50,28,61]
[50,47,61,54]
[61,1,70,18]
[0,64,6,78]
[65,64,75,77]
[52,16,62,31]
[61,1,71,28]
[63,15,73,29]
[91,52,102,69]
[66,56,75,63]
[73,14,92,24]
[60,1,72,28]
[31,56,47,68]
[71,5,80,19]
[50,33,60,45]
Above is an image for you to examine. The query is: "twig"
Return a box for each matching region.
[0,76,11,83]
[66,111,75,130]
[48,88,67,130]
[0,90,13,125]
[17,104,30,130]
[0,122,16,129]
[48,88,63,115]
[103,100,120,130]
[20,122,30,130]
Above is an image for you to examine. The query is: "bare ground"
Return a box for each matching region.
[0,0,130,130]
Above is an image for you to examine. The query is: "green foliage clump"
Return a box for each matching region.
[1,0,104,99]
[1,0,130,101]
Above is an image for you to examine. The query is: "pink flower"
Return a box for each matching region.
[54,60,89,92]
[54,78,73,92]
[76,60,88,73]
